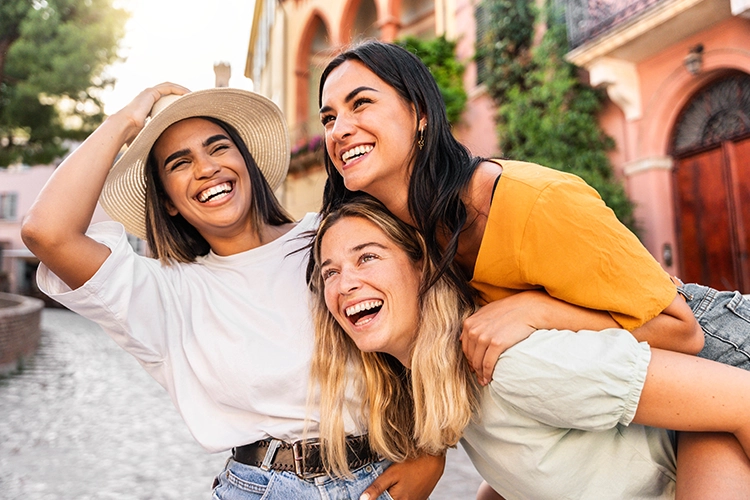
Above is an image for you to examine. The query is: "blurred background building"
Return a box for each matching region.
[246,0,750,293]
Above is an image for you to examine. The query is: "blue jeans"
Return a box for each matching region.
[212,458,394,500]
[680,283,750,370]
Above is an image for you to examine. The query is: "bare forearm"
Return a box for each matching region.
[531,291,619,332]
[630,294,703,354]
[634,348,750,458]
[25,115,134,239]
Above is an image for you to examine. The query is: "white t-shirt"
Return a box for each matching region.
[37,213,361,453]
[461,328,677,500]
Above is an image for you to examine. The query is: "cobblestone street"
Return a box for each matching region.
[0,309,483,499]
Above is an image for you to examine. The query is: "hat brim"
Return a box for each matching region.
[99,88,290,240]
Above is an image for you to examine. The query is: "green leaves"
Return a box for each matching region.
[0,0,128,167]
[397,35,468,125]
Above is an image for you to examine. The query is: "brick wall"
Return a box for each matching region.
[0,292,44,375]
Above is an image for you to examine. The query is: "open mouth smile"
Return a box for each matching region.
[345,299,383,326]
[341,145,373,165]
[197,182,233,203]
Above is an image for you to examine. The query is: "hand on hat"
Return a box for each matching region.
[115,82,191,145]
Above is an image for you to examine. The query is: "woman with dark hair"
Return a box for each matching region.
[310,195,750,499]
[317,40,750,496]
[21,83,443,499]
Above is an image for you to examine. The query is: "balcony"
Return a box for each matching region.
[565,0,664,49]
[565,0,732,67]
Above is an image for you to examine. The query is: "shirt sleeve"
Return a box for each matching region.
[490,328,651,431]
[518,176,676,330]
[36,221,171,363]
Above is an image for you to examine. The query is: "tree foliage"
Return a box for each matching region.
[477,1,636,231]
[0,0,128,167]
[397,35,467,125]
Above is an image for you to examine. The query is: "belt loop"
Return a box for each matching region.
[260,439,283,471]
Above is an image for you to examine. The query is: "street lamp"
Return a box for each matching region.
[683,44,704,76]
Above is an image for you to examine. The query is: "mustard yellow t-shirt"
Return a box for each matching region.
[470,161,676,331]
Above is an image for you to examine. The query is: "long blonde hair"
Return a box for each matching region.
[309,196,480,477]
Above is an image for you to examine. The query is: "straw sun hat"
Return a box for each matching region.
[99,87,290,240]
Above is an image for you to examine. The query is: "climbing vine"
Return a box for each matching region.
[477,1,636,231]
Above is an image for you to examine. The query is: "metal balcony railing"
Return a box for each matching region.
[565,0,665,48]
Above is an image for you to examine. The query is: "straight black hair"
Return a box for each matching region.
[318,40,483,301]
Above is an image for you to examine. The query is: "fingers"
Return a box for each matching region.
[360,471,395,500]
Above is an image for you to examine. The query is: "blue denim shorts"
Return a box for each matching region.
[680,283,750,370]
[212,457,394,500]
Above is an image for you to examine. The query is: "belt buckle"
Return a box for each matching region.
[292,438,324,479]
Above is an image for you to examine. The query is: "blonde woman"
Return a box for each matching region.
[310,195,750,499]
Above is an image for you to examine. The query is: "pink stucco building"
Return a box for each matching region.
[0,164,114,295]
[567,0,750,292]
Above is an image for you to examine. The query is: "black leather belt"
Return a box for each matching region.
[232,435,378,479]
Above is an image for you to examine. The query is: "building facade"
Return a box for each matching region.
[566,0,750,292]
[247,0,750,293]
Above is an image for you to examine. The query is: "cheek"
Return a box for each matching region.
[324,136,340,168]
[323,285,339,318]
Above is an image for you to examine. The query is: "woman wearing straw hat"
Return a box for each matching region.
[21,83,443,499]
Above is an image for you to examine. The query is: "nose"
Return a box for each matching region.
[337,266,361,295]
[193,153,221,179]
[329,113,355,144]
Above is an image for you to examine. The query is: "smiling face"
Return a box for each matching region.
[320,216,423,366]
[153,117,254,246]
[320,60,425,209]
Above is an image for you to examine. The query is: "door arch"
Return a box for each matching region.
[671,72,750,292]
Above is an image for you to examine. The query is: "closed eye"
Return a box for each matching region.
[210,143,230,155]
[352,97,372,109]
[168,158,190,171]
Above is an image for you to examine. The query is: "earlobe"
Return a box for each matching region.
[164,199,179,216]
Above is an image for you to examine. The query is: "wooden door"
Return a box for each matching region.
[672,73,750,293]
[674,138,750,291]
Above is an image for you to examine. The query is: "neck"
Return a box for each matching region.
[369,185,414,228]
[207,221,295,256]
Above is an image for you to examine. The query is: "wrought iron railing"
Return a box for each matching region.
[564,0,665,49]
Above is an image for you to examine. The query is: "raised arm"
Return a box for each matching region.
[21,83,188,290]
[634,348,750,458]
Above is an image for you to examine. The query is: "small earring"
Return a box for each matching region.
[418,127,425,150]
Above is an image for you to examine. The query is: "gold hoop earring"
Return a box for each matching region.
[418,127,425,150]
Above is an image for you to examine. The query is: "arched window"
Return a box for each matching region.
[672,72,750,156]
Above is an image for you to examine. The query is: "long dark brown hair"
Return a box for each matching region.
[318,41,484,303]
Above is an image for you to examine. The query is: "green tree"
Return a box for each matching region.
[0,0,128,167]
[397,35,467,125]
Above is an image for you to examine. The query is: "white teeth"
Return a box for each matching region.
[198,182,232,202]
[341,145,373,164]
[346,300,383,317]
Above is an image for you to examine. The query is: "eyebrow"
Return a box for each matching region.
[320,240,388,268]
[319,86,378,115]
[162,133,230,168]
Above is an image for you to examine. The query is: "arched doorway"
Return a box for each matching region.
[671,72,750,292]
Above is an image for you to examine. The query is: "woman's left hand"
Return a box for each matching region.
[359,453,445,500]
